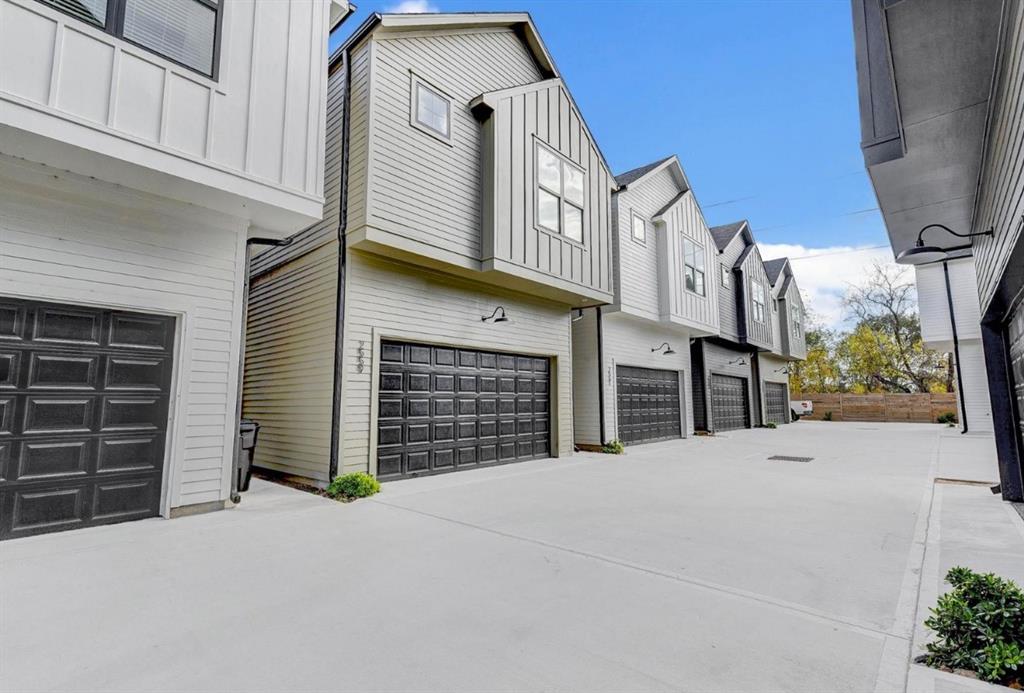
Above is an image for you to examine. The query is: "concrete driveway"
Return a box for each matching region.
[0,422,971,692]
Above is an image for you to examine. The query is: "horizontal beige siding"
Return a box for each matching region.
[244,242,338,483]
[0,155,246,508]
[570,308,601,445]
[340,250,573,474]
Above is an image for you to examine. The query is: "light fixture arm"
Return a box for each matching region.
[481,306,508,322]
[651,342,671,353]
[915,223,992,247]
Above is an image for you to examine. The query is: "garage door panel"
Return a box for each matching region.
[0,298,174,540]
[710,374,750,431]
[377,340,551,480]
[615,366,682,446]
[765,382,788,425]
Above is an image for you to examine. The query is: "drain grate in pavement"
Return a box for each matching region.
[767,455,814,463]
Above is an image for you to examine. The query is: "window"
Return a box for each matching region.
[536,143,585,243]
[751,279,766,323]
[720,265,730,288]
[683,238,706,296]
[773,297,778,312]
[38,0,221,78]
[413,80,451,141]
[631,212,647,243]
[791,304,802,338]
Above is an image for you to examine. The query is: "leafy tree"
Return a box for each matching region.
[789,306,841,393]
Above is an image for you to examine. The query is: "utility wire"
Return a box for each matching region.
[701,169,869,209]
[782,245,890,261]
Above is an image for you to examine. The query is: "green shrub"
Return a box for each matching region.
[937,411,957,425]
[924,566,1024,686]
[601,439,625,455]
[765,422,777,429]
[823,411,833,421]
[326,472,381,500]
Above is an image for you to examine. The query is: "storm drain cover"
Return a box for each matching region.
[767,455,814,463]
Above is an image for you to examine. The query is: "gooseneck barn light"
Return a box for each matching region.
[481,306,508,323]
[895,223,993,265]
[651,342,676,355]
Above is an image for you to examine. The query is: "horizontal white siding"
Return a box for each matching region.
[717,238,743,340]
[340,250,574,474]
[571,308,601,446]
[916,257,983,347]
[956,339,993,432]
[599,313,694,442]
[244,242,338,483]
[0,155,246,509]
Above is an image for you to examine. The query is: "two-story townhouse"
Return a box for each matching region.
[570,156,719,447]
[690,220,777,431]
[243,13,615,485]
[851,0,1021,499]
[759,258,807,424]
[0,0,350,539]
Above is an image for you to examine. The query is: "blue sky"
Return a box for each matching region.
[330,1,896,327]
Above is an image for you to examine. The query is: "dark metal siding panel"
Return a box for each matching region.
[710,374,750,431]
[0,298,174,540]
[614,366,681,445]
[376,341,551,480]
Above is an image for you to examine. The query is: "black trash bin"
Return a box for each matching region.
[236,419,261,495]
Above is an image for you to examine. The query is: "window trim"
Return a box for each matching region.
[720,264,730,288]
[409,74,454,145]
[751,279,767,324]
[791,303,802,338]
[534,140,587,245]
[683,237,706,297]
[630,211,648,245]
[37,0,224,80]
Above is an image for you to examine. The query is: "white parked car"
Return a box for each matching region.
[791,399,814,420]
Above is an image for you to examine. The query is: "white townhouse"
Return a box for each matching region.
[0,0,351,539]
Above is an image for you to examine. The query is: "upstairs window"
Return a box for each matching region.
[630,212,647,243]
[773,297,778,312]
[791,304,802,338]
[751,279,766,323]
[720,265,730,288]
[39,0,221,78]
[412,78,452,142]
[536,143,585,243]
[683,238,705,296]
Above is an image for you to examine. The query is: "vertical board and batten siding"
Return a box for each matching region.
[973,2,1024,314]
[0,157,247,508]
[702,341,755,426]
[716,237,745,340]
[0,0,333,205]
[614,168,683,320]
[352,29,542,262]
[340,250,573,474]
[251,58,348,276]
[915,258,984,346]
[598,314,694,441]
[483,80,614,297]
[243,242,338,483]
[741,246,775,350]
[656,191,720,334]
[782,279,808,359]
[570,309,601,445]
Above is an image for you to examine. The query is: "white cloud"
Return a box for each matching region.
[758,243,900,330]
[385,0,438,12]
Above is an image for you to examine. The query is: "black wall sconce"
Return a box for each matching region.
[773,365,791,375]
[571,309,584,323]
[727,356,747,366]
[481,306,509,323]
[895,223,994,265]
[651,342,675,355]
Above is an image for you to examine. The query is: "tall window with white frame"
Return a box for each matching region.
[752,279,766,323]
[683,238,705,296]
[536,143,585,243]
[791,303,802,338]
[631,212,647,243]
[720,264,730,288]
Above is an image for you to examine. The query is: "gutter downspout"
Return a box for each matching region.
[328,48,352,481]
[596,306,606,444]
[232,235,295,502]
[943,261,969,434]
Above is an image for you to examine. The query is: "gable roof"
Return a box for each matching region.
[615,157,673,188]
[709,220,748,252]
[332,12,558,77]
[763,258,789,285]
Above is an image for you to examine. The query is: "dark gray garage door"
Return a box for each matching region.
[765,382,789,425]
[376,341,550,480]
[1009,300,1024,460]
[0,298,175,540]
[615,366,681,445]
[710,374,750,431]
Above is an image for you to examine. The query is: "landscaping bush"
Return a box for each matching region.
[823,411,833,421]
[765,422,777,429]
[936,411,957,425]
[923,566,1024,686]
[601,439,625,455]
[326,472,381,500]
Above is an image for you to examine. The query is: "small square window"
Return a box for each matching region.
[631,213,647,242]
[412,79,451,141]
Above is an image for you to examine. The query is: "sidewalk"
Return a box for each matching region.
[904,430,1024,693]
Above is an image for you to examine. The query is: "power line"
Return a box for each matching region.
[701,169,869,209]
[757,206,880,233]
[783,245,890,261]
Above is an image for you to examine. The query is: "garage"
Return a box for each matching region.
[615,366,681,445]
[1009,300,1024,456]
[0,298,175,540]
[764,382,789,425]
[376,341,551,480]
[710,374,750,431]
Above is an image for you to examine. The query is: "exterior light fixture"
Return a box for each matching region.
[727,356,747,366]
[651,342,676,355]
[481,306,508,323]
[895,223,994,266]
[773,366,790,375]
[571,309,584,323]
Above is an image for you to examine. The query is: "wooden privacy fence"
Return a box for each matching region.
[793,393,958,423]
